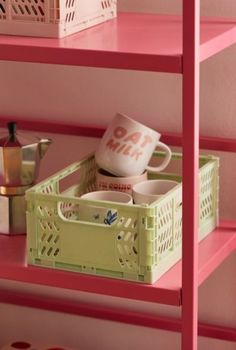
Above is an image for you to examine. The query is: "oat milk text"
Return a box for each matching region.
[106,127,153,160]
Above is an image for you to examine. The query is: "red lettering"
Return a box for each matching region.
[98,181,108,190]
[108,183,132,192]
[140,135,153,148]
[131,149,143,160]
[123,145,132,156]
[106,139,120,151]
[113,126,127,139]
[124,132,142,144]
[117,144,126,153]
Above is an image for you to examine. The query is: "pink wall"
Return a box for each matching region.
[0,1,235,349]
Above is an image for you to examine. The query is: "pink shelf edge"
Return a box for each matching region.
[199,19,236,62]
[0,288,236,343]
[1,117,236,153]
[0,13,235,72]
[0,220,235,307]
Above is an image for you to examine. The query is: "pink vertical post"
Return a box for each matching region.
[182,1,200,350]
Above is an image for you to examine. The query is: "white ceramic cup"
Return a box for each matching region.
[96,168,148,195]
[95,113,172,177]
[79,190,132,225]
[133,179,179,205]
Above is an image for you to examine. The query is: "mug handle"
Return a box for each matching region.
[146,142,172,173]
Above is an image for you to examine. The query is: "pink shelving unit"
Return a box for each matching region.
[0,12,236,72]
[0,2,236,350]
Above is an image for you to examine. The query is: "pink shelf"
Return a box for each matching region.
[0,13,236,72]
[0,220,235,307]
[1,288,236,343]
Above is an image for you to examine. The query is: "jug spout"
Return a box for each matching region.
[38,138,52,159]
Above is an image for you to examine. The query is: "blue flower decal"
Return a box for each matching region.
[104,210,118,225]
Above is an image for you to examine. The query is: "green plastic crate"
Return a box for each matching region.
[26,152,219,284]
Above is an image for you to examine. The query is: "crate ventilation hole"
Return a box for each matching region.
[65,0,75,23]
[101,0,112,9]
[38,207,60,257]
[156,201,173,255]
[200,169,214,221]
[117,230,138,270]
[7,0,45,21]
[39,229,60,258]
[0,1,5,17]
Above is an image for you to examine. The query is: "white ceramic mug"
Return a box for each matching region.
[79,190,132,225]
[96,168,148,195]
[95,113,172,177]
[133,179,179,205]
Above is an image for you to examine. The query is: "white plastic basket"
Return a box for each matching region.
[0,0,117,38]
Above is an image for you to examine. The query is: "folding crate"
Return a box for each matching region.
[26,152,219,283]
[0,0,117,38]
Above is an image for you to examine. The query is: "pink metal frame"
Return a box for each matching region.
[182,1,200,349]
